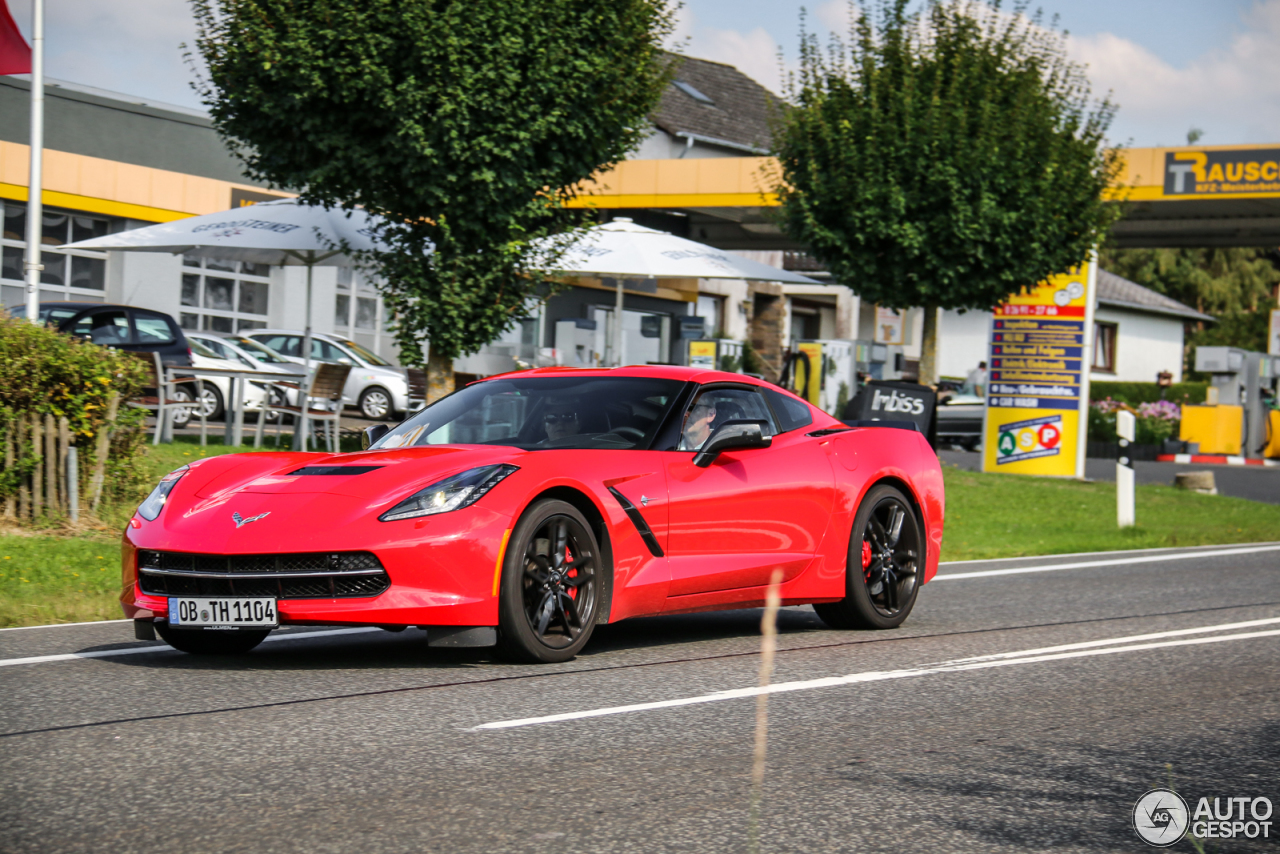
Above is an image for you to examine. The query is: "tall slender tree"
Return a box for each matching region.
[192,0,675,398]
[774,0,1121,384]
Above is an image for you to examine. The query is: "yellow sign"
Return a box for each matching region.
[687,340,717,369]
[982,262,1096,477]
[794,341,823,405]
[1165,149,1280,196]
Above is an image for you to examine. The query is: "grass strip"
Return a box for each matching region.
[2,451,1277,627]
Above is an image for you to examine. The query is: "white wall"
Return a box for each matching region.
[937,308,993,379]
[1091,306,1186,383]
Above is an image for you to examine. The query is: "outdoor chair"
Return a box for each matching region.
[405,367,427,413]
[126,352,206,445]
[259,363,351,453]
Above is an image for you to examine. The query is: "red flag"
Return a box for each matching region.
[0,0,31,76]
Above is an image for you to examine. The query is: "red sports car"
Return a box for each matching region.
[122,366,945,662]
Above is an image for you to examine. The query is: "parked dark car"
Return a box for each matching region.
[9,302,192,366]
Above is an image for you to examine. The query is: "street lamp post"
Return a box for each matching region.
[22,0,43,324]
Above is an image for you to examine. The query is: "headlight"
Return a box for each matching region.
[137,465,189,521]
[379,464,518,522]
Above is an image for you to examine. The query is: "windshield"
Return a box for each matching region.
[189,339,221,360]
[335,337,392,366]
[373,376,686,451]
[229,336,290,364]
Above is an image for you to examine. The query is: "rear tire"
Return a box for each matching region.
[497,499,601,663]
[813,484,923,630]
[155,623,270,655]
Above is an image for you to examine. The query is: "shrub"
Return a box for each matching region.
[1090,381,1207,407]
[0,315,149,518]
[1088,397,1182,446]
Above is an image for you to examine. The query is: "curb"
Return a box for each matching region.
[1155,454,1279,467]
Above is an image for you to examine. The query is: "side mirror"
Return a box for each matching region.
[693,420,772,468]
[362,424,391,449]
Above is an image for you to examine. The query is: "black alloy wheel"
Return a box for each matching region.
[498,499,601,663]
[154,623,271,654]
[813,484,923,630]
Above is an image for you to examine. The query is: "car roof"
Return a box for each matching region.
[246,328,343,342]
[482,364,769,387]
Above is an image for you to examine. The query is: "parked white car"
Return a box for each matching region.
[246,329,409,420]
[170,339,281,425]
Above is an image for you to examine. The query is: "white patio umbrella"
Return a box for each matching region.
[535,218,818,366]
[65,198,392,448]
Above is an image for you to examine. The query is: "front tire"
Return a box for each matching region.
[814,484,923,630]
[497,499,601,663]
[155,624,270,655]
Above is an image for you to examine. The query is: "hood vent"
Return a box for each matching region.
[288,465,385,476]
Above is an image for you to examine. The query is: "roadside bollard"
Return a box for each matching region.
[67,445,79,523]
[1117,410,1135,528]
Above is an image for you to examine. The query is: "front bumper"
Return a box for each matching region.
[121,502,512,628]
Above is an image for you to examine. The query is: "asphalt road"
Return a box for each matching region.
[3,543,1279,853]
[940,448,1280,504]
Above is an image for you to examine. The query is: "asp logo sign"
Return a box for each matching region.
[871,387,925,416]
[1165,149,1280,196]
[995,413,1062,465]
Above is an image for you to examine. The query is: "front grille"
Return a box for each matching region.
[136,549,390,600]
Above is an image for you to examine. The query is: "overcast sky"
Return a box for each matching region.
[7,0,1279,147]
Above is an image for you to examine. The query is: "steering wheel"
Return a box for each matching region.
[611,426,645,441]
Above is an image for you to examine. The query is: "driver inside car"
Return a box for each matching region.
[540,398,582,443]
[678,398,717,450]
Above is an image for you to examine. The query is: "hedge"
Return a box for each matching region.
[0,315,149,522]
[1089,381,1208,407]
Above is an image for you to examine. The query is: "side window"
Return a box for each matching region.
[262,335,298,357]
[677,387,776,451]
[762,387,814,433]
[133,313,176,345]
[71,310,130,347]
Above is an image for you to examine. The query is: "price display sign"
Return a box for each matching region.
[981,261,1097,477]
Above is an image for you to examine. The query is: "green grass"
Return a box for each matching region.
[2,444,1277,626]
[0,534,122,626]
[940,464,1280,561]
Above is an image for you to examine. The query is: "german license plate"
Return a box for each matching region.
[169,597,278,629]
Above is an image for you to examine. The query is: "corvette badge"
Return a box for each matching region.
[232,511,270,528]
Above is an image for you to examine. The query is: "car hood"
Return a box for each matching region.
[188,446,525,504]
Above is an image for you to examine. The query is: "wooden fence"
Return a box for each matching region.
[1,393,119,523]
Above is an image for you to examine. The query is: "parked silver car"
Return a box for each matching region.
[246,329,409,419]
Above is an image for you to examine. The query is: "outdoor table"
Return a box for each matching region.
[163,365,306,447]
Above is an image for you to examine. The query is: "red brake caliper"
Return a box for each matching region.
[861,539,872,581]
[565,547,576,598]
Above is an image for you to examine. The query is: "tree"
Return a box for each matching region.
[192,0,675,398]
[1099,245,1280,355]
[774,0,1121,384]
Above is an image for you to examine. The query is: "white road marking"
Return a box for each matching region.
[0,627,381,668]
[947,616,1280,662]
[933,543,1280,581]
[0,619,130,633]
[937,541,1280,566]
[472,625,1280,731]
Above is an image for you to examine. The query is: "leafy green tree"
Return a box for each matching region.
[774,0,1121,384]
[192,0,675,397]
[1099,245,1280,357]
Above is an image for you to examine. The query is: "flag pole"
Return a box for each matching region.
[22,0,43,325]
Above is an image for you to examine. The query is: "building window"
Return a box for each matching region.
[696,293,724,338]
[334,267,392,357]
[1092,321,1117,373]
[1,202,113,306]
[179,254,270,332]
